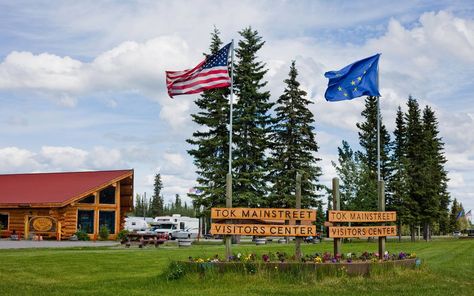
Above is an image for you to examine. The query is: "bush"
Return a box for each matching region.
[75,230,90,241]
[166,261,186,281]
[117,229,129,241]
[99,225,110,240]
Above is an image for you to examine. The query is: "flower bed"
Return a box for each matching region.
[168,251,420,279]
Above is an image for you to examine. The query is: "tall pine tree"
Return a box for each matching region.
[420,106,450,238]
[389,106,412,240]
[187,28,231,210]
[268,61,322,208]
[405,96,424,241]
[149,173,164,217]
[233,27,273,207]
[355,96,391,210]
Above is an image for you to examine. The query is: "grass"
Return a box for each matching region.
[0,238,472,296]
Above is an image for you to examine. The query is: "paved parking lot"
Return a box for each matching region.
[0,240,119,249]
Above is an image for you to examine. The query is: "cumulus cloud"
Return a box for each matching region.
[0,146,126,172]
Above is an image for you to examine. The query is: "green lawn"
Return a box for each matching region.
[0,239,472,296]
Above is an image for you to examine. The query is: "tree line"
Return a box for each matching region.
[332,96,455,240]
[132,173,197,218]
[180,27,462,238]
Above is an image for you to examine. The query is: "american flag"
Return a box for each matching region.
[166,42,232,97]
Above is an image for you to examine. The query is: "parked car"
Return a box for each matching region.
[453,230,461,237]
[172,227,199,239]
[467,229,474,237]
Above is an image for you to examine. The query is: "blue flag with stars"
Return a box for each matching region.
[324,54,380,102]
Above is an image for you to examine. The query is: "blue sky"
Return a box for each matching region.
[0,0,473,212]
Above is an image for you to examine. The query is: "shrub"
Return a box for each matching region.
[166,261,186,281]
[117,229,129,241]
[75,230,90,241]
[99,225,110,240]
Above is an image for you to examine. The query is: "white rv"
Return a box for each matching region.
[124,217,153,232]
[150,214,199,239]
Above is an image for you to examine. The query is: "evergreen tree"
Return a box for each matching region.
[355,96,391,210]
[389,107,412,240]
[331,140,360,210]
[420,106,450,237]
[449,198,461,232]
[316,202,325,235]
[134,193,150,217]
[233,27,273,207]
[404,96,424,241]
[187,27,231,211]
[150,173,164,217]
[268,61,322,208]
[174,194,182,210]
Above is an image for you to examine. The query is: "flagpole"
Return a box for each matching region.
[376,55,385,259]
[225,39,234,260]
[228,40,234,176]
[377,61,381,182]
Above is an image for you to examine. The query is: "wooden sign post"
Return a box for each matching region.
[332,178,341,257]
[225,173,232,260]
[378,180,385,259]
[295,173,302,261]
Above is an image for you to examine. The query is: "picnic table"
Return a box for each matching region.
[123,232,167,248]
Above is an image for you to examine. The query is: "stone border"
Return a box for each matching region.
[180,258,418,276]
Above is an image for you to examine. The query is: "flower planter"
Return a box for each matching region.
[180,258,419,276]
[178,239,193,247]
[255,238,266,245]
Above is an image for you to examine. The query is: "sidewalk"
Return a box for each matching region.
[0,240,119,249]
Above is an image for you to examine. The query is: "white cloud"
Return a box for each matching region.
[0,146,126,173]
[0,147,40,171]
[40,146,88,169]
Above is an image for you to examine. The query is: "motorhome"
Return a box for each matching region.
[150,214,199,239]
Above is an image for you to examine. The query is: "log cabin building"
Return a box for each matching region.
[0,169,133,240]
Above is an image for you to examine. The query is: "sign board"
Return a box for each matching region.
[328,226,397,238]
[211,207,316,221]
[211,223,317,237]
[29,216,56,232]
[328,210,396,222]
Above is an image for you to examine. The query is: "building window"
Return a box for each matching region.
[0,213,8,230]
[99,211,115,234]
[77,210,94,234]
[99,186,115,204]
[78,194,95,204]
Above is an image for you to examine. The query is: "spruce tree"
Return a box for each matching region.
[150,173,164,217]
[355,96,391,210]
[332,140,360,210]
[233,27,273,207]
[405,96,424,241]
[449,198,460,232]
[420,106,450,238]
[268,61,322,208]
[187,27,231,210]
[389,107,412,240]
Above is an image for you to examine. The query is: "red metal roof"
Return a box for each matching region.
[0,169,133,206]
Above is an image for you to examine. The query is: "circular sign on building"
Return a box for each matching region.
[30,216,56,232]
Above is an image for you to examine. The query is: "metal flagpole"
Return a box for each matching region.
[225,39,234,260]
[377,97,381,182]
[376,58,381,182]
[376,56,385,259]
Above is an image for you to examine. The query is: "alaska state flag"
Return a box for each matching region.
[324,54,380,102]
